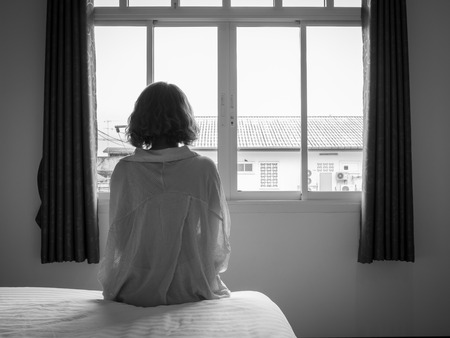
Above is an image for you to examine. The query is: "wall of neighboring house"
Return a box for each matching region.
[1,1,450,337]
[100,149,362,192]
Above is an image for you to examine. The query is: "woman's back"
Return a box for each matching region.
[99,146,231,307]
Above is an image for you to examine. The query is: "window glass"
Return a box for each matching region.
[231,0,273,7]
[236,27,301,192]
[306,26,363,192]
[154,27,218,164]
[95,27,147,192]
[94,6,363,198]
[334,0,361,7]
[283,0,324,7]
[129,0,171,6]
[94,0,119,6]
[180,0,222,6]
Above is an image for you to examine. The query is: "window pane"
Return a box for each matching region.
[237,27,301,191]
[283,0,324,7]
[231,0,273,7]
[180,0,222,6]
[154,27,218,164]
[94,0,119,7]
[129,0,171,6]
[95,27,147,192]
[306,26,363,192]
[334,0,361,7]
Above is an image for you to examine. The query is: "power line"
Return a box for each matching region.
[98,130,129,147]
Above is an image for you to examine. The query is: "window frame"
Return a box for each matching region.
[94,2,362,203]
[301,20,362,201]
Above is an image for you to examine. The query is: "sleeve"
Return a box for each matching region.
[206,162,231,274]
[98,161,136,300]
[108,161,128,227]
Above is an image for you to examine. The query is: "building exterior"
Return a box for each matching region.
[97,116,363,192]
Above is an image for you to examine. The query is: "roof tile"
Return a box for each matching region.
[193,116,362,150]
[104,116,363,154]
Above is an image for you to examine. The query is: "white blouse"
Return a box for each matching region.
[98,146,231,307]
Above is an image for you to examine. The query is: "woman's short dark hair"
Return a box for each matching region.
[126,82,199,149]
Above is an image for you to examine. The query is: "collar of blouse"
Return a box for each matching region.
[122,145,198,163]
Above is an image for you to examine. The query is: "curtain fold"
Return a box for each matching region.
[36,0,99,264]
[358,0,414,263]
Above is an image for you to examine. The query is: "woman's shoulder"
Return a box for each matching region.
[188,153,217,171]
[191,153,215,164]
[110,156,138,180]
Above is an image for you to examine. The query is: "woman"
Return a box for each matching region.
[98,82,231,307]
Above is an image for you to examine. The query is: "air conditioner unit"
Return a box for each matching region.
[336,172,347,181]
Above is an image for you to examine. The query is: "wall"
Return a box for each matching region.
[0,0,100,288]
[0,0,449,337]
[407,0,450,335]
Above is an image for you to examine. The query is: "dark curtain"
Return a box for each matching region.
[358,0,414,263]
[36,0,99,264]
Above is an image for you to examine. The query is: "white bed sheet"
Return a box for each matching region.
[0,287,296,337]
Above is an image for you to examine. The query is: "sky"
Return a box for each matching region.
[95,24,362,118]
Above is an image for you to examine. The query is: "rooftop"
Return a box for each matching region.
[102,116,363,155]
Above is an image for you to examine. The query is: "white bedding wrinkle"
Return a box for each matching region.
[0,287,297,337]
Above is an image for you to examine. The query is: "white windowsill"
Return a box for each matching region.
[227,199,360,213]
[98,193,360,214]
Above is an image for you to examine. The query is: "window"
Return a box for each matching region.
[94,0,119,7]
[231,0,273,7]
[317,162,334,172]
[260,162,279,189]
[334,0,361,7]
[238,162,254,173]
[306,26,363,193]
[94,2,362,201]
[180,0,222,6]
[129,0,171,6]
[283,0,324,7]
[236,27,300,192]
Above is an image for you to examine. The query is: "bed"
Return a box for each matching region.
[0,287,296,337]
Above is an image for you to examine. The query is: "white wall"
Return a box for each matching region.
[0,0,100,288]
[0,0,449,337]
